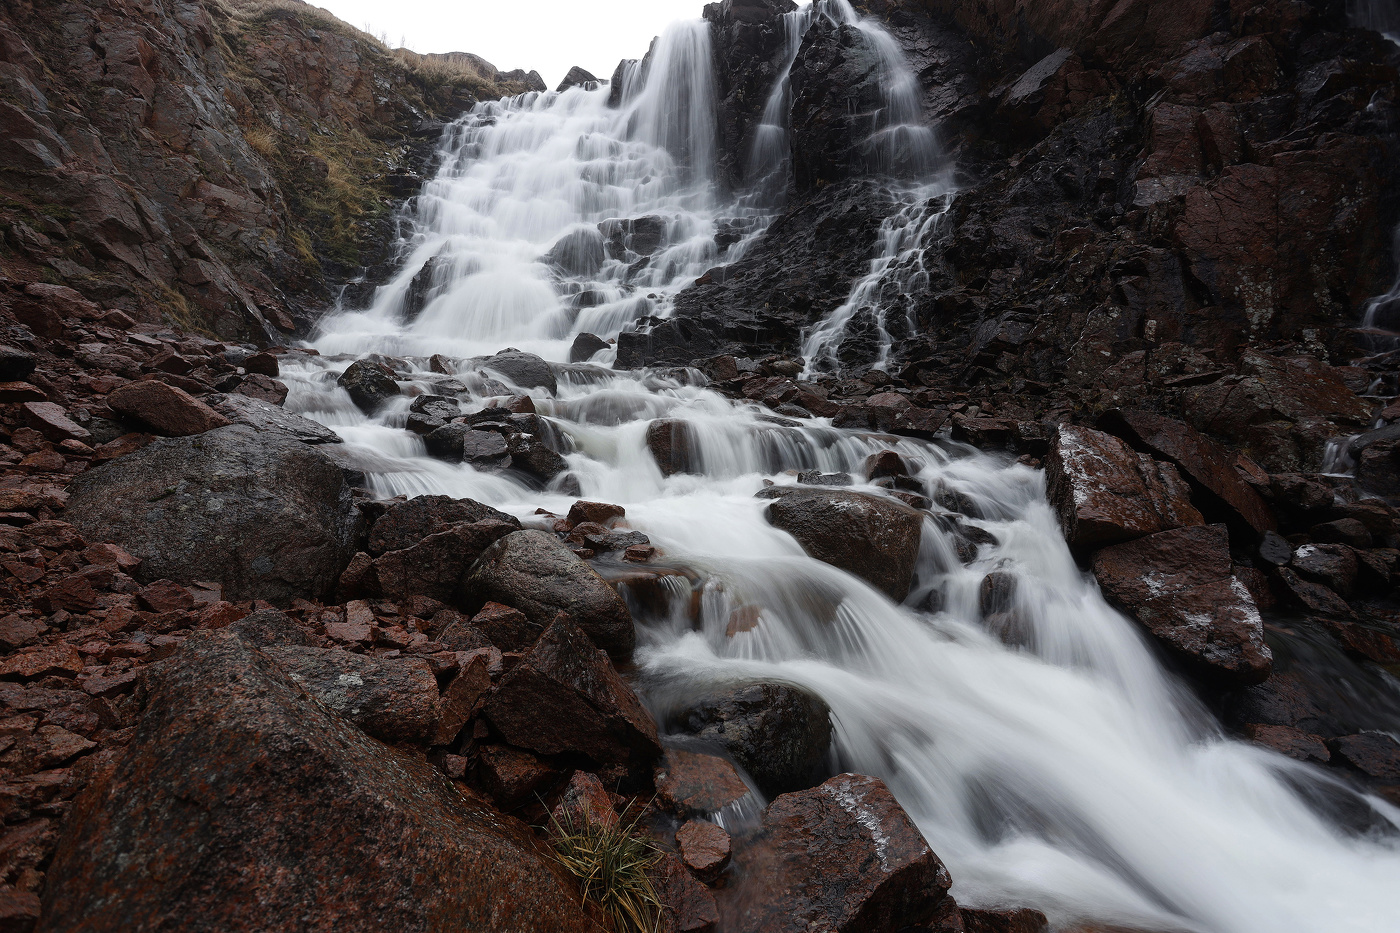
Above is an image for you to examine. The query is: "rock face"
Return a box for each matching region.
[63,426,360,602]
[1046,425,1203,548]
[1092,524,1272,684]
[719,773,953,933]
[483,615,661,770]
[789,16,889,192]
[674,682,832,797]
[756,486,924,600]
[465,530,636,659]
[38,630,592,932]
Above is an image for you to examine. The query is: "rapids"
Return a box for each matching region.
[288,4,1400,931]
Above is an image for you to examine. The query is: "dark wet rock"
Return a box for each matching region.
[368,495,520,555]
[38,630,592,932]
[1045,424,1203,549]
[1092,523,1271,683]
[372,520,518,603]
[1290,544,1359,597]
[569,332,610,363]
[406,394,460,435]
[647,419,700,476]
[544,227,606,276]
[208,393,341,444]
[0,346,36,382]
[465,529,635,659]
[482,614,660,769]
[674,682,831,797]
[474,745,563,808]
[718,773,952,933]
[64,426,360,603]
[789,17,890,192]
[1098,409,1274,537]
[265,646,439,743]
[460,429,512,470]
[506,434,568,482]
[960,907,1050,933]
[1242,723,1330,764]
[106,381,231,437]
[599,215,668,259]
[1093,524,1271,685]
[1330,733,1400,782]
[756,486,924,601]
[337,360,400,413]
[568,500,626,526]
[556,65,599,92]
[652,850,721,933]
[481,350,557,395]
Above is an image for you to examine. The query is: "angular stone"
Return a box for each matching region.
[106,381,231,436]
[676,819,731,882]
[568,500,626,526]
[1093,525,1271,685]
[1046,425,1203,548]
[466,530,635,659]
[266,646,439,743]
[431,654,492,746]
[38,630,592,932]
[483,615,660,769]
[756,487,923,601]
[208,393,341,445]
[470,602,540,652]
[550,770,618,831]
[1099,409,1275,536]
[21,402,90,443]
[337,360,400,413]
[1330,733,1400,782]
[652,851,720,933]
[674,683,832,798]
[655,747,750,817]
[718,774,952,933]
[474,745,562,808]
[0,646,84,680]
[372,520,517,602]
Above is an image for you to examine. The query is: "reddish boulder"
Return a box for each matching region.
[1046,425,1203,548]
[550,771,618,831]
[474,745,562,807]
[718,774,952,933]
[21,402,90,443]
[1098,409,1274,537]
[372,519,517,602]
[483,615,660,770]
[106,381,231,436]
[37,630,593,933]
[756,486,924,600]
[654,747,751,817]
[960,907,1049,933]
[1092,525,1271,684]
[676,819,731,881]
[470,602,540,651]
[1242,724,1330,764]
[567,500,626,526]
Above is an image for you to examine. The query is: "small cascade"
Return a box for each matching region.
[742,4,816,206]
[802,182,953,373]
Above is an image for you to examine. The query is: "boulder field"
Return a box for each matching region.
[0,0,1398,929]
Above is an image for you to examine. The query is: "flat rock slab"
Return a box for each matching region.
[38,630,593,933]
[208,392,341,445]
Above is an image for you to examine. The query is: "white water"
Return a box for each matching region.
[294,6,1400,932]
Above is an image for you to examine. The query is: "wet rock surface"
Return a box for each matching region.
[38,630,593,932]
[63,426,361,603]
[757,486,924,600]
[718,773,954,933]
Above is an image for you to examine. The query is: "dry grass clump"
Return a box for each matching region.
[548,807,663,933]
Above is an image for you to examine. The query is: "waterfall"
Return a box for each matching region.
[292,3,1400,931]
[1352,2,1400,348]
[1350,0,1400,42]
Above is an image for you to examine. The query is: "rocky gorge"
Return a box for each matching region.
[1,0,1399,931]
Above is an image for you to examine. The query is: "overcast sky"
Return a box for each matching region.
[310,0,708,88]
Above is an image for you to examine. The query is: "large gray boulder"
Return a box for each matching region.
[63,425,361,603]
[464,529,635,659]
[756,486,924,601]
[480,350,557,395]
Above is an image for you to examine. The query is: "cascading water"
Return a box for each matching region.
[1354,3,1400,348]
[292,4,1400,932]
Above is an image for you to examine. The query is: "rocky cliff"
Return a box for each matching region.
[0,0,539,342]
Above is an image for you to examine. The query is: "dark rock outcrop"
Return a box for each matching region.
[756,486,924,600]
[465,529,636,659]
[673,682,832,797]
[718,773,953,933]
[38,630,592,932]
[64,425,360,602]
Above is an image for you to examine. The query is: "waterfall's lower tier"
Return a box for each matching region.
[283,350,1400,933]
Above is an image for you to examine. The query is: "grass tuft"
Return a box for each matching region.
[548,806,663,933]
